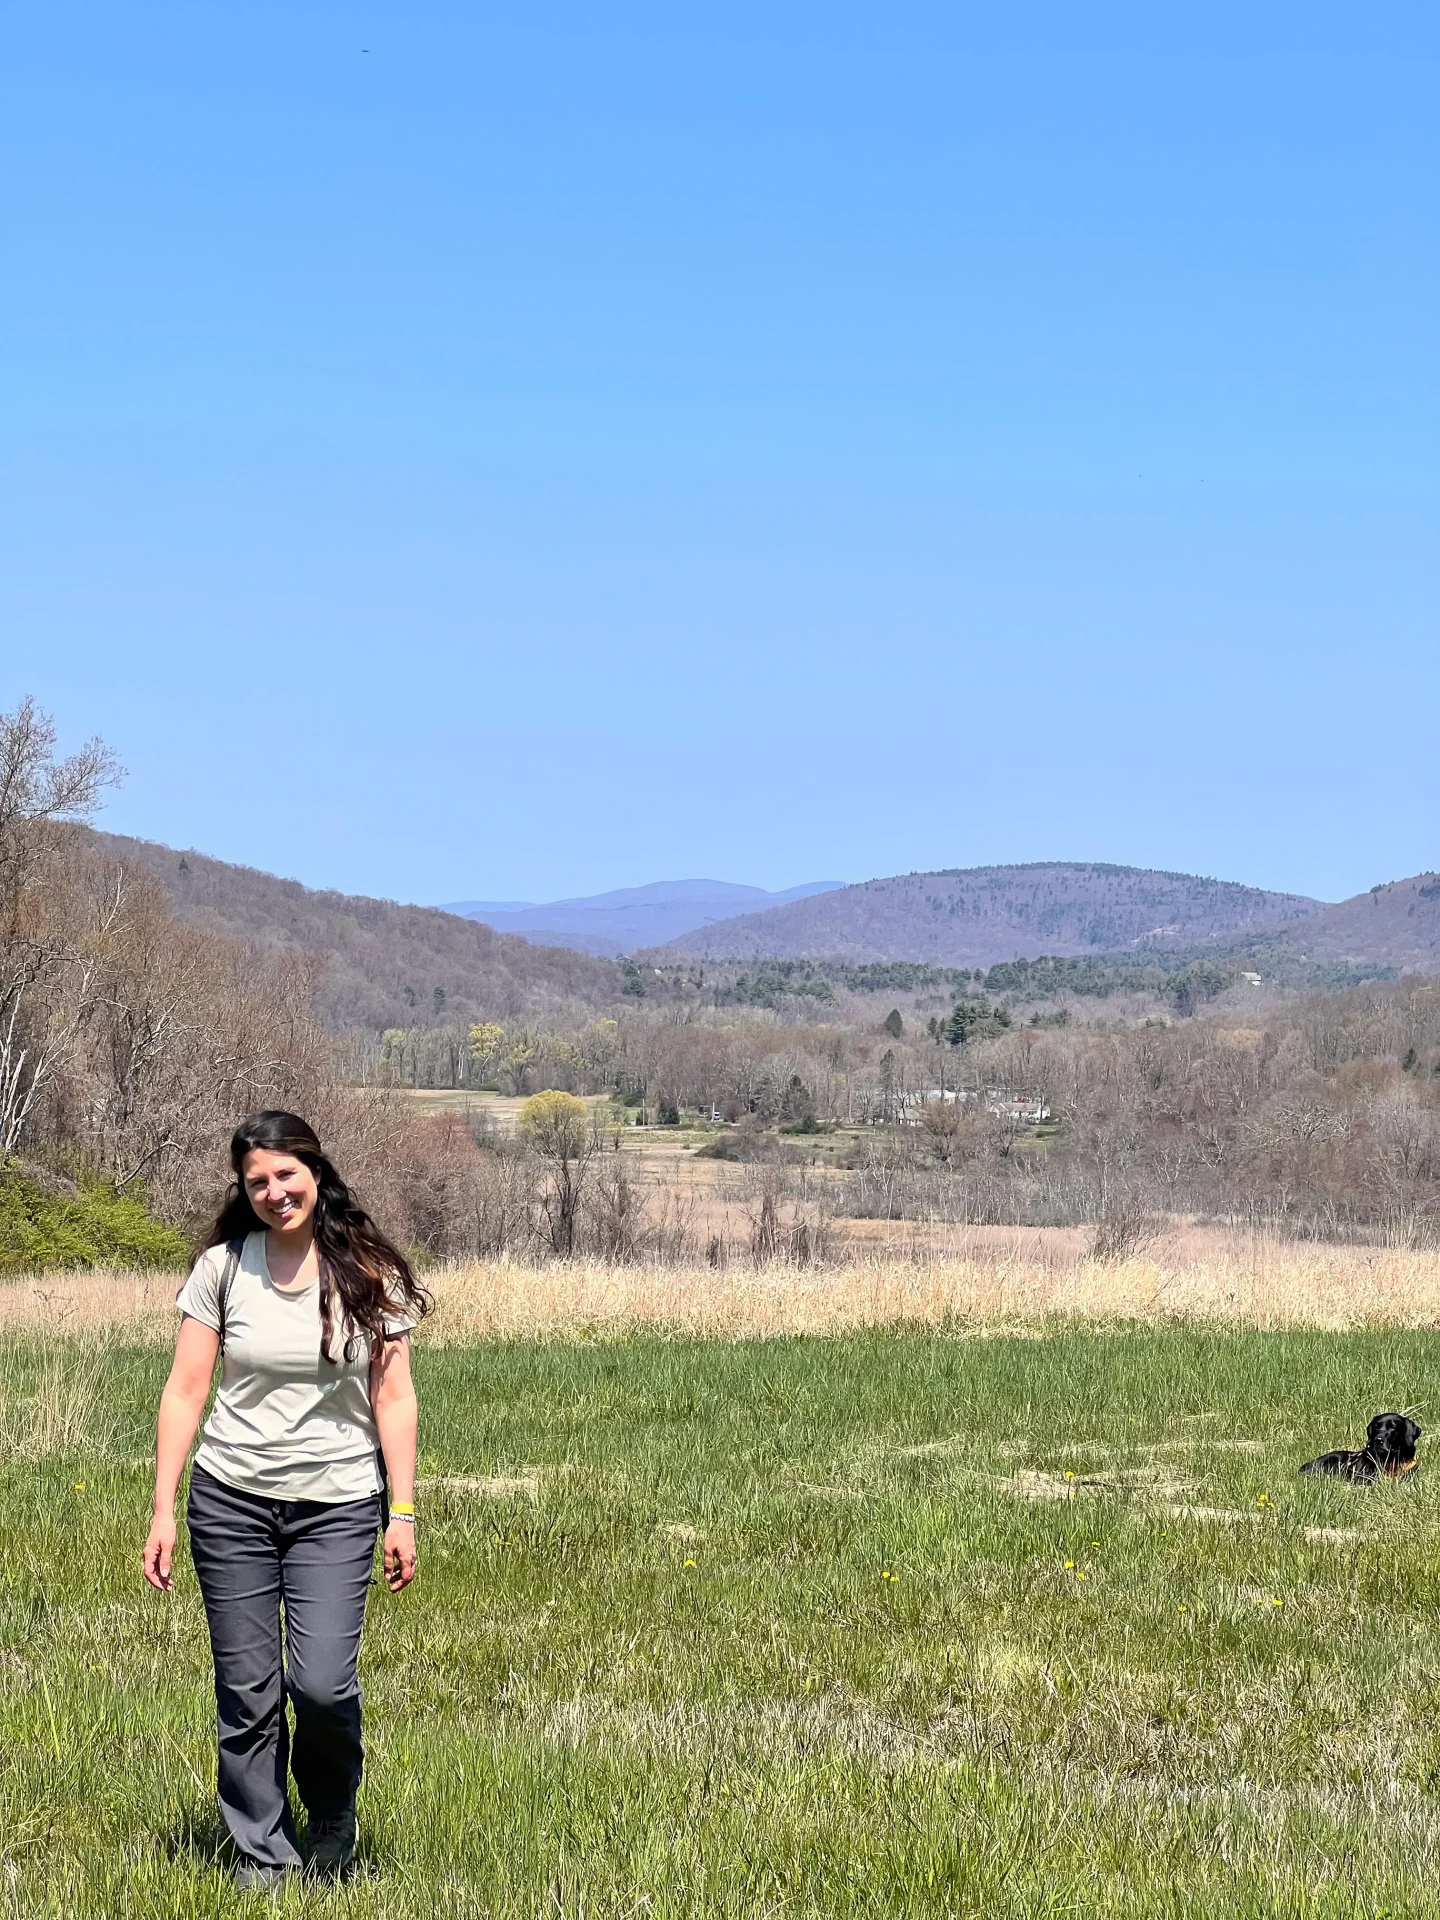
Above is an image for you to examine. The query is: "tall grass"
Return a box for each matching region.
[4,1229,1440,1340]
[0,1331,120,1458]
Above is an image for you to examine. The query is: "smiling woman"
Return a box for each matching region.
[141,1111,431,1889]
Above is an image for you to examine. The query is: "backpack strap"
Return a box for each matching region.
[216,1236,246,1354]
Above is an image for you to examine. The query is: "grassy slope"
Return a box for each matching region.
[5,1326,1440,1916]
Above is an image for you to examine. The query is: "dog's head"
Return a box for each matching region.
[1366,1412,1421,1475]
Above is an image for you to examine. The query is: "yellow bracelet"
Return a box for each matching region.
[390,1501,415,1516]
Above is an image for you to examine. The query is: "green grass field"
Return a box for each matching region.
[5,1324,1440,1917]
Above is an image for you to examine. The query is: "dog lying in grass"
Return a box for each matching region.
[1300,1413,1421,1482]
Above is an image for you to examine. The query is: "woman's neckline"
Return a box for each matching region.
[259,1231,318,1297]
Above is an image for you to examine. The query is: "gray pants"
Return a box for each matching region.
[186,1465,381,1869]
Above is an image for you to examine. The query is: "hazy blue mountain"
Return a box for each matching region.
[439,879,845,957]
[446,900,536,913]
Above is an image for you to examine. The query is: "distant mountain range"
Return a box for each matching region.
[437,878,844,956]
[74,833,1440,1037]
[654,863,1330,968]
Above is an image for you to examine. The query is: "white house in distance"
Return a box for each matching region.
[896,1087,1051,1126]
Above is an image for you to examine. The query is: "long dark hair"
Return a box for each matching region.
[205,1111,431,1363]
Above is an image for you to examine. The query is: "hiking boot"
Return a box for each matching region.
[307,1808,358,1878]
[234,1859,289,1892]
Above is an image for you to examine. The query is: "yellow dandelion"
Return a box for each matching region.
[684,1558,696,1568]
[74,1483,85,1492]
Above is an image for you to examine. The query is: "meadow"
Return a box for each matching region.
[5,1245,1440,1917]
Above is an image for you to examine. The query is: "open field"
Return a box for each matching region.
[6,1256,1440,1916]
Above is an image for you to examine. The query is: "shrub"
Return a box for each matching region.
[0,1164,191,1274]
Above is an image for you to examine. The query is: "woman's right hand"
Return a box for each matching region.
[143,1511,178,1591]
[147,1317,221,1594]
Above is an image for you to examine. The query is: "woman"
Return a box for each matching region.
[143,1111,430,1888]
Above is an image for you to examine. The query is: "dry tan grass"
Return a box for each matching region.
[0,1271,181,1339]
[1,1226,1437,1340]
[418,1229,1440,1339]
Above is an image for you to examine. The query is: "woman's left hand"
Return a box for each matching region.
[383,1519,416,1592]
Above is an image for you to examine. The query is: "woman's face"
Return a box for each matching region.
[241,1148,319,1237]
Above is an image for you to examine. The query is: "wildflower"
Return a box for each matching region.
[74,1483,85,1493]
[1271,1597,1283,1608]
[684,1559,696,1569]
[1177,1605,1188,1613]
[1064,1560,1075,1570]
[1256,1492,1272,1510]
[1076,1571,1088,1581]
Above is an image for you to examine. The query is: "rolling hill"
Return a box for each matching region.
[656,863,1328,968]
[438,878,843,956]
[1247,873,1440,974]
[83,830,624,1030]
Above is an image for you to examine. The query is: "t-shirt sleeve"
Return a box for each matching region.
[381,1288,415,1339]
[175,1248,223,1332]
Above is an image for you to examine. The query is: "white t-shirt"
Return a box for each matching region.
[176,1230,413,1503]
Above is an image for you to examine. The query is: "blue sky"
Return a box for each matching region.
[4,3,1435,906]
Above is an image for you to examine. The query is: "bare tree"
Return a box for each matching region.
[0,701,122,1154]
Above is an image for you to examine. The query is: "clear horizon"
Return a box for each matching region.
[92,832,1416,913]
[6,4,1436,906]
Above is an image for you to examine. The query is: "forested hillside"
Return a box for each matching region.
[660,863,1326,966]
[83,830,624,1030]
[1246,873,1440,973]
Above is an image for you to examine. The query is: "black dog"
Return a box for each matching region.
[1300,1412,1421,1482]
